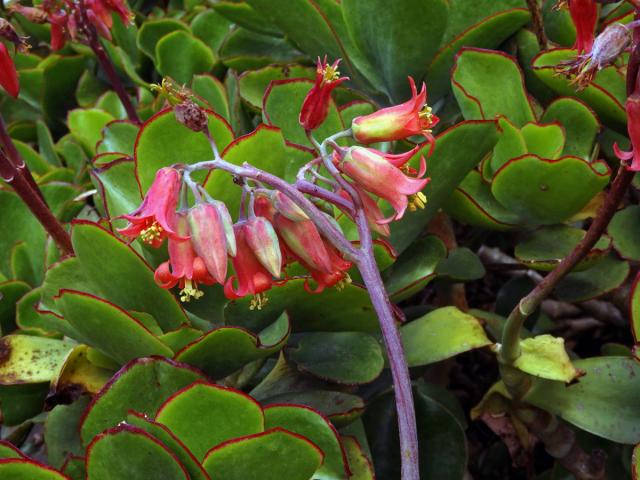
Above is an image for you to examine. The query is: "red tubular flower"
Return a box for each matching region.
[104,0,133,25]
[299,57,348,131]
[224,223,276,309]
[351,77,439,147]
[49,12,68,51]
[338,185,391,237]
[614,94,640,172]
[0,43,19,98]
[569,0,598,54]
[274,214,333,274]
[187,202,235,284]
[334,146,429,222]
[154,212,216,302]
[118,167,185,247]
[86,0,114,40]
[302,242,352,294]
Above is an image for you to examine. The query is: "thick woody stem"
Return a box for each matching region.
[0,151,73,256]
[515,406,607,480]
[526,0,549,49]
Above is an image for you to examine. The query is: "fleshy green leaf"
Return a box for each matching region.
[512,334,582,382]
[156,31,215,85]
[402,307,492,367]
[608,205,640,261]
[155,382,264,460]
[525,357,640,444]
[0,335,74,384]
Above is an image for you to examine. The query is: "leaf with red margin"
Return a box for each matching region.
[86,425,189,480]
[491,154,611,224]
[70,221,189,331]
[541,97,601,160]
[427,8,531,100]
[287,332,384,386]
[342,436,374,480]
[0,458,69,479]
[79,357,205,445]
[155,381,264,460]
[0,440,27,459]
[96,120,139,156]
[134,108,233,192]
[202,428,324,480]
[57,290,173,364]
[520,122,566,159]
[238,64,315,111]
[262,78,344,148]
[203,124,313,220]
[452,48,536,127]
[174,312,290,378]
[264,403,350,479]
[90,158,142,230]
[126,412,211,480]
[390,120,499,253]
[532,48,627,133]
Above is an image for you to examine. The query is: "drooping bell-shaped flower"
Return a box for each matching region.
[271,191,309,222]
[614,94,640,172]
[568,0,598,54]
[0,43,19,98]
[224,222,277,309]
[49,12,68,51]
[299,57,348,131]
[302,241,353,294]
[118,167,185,247]
[187,201,235,284]
[274,214,333,274]
[334,146,429,222]
[155,212,216,302]
[244,216,283,278]
[338,184,391,237]
[351,77,439,147]
[103,0,134,25]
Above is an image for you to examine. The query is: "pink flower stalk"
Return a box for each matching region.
[351,77,439,147]
[568,0,598,54]
[299,57,348,131]
[0,43,19,98]
[614,94,640,172]
[224,223,277,309]
[334,146,429,222]
[187,202,235,284]
[118,167,185,247]
[154,212,216,302]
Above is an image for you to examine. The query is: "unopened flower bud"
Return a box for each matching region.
[175,100,208,132]
[271,191,308,221]
[244,217,282,278]
[188,203,230,284]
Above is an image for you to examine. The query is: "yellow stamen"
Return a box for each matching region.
[179,280,204,302]
[419,105,435,126]
[335,273,352,292]
[139,222,163,245]
[249,292,269,311]
[408,192,427,212]
[322,64,340,83]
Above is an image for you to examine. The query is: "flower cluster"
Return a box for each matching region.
[119,61,437,308]
[0,18,28,98]
[10,0,132,49]
[118,168,352,308]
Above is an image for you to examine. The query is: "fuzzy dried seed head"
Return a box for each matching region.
[174,101,208,132]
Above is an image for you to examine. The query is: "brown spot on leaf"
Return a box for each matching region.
[0,338,12,365]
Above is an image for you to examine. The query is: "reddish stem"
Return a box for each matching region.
[0,151,73,255]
